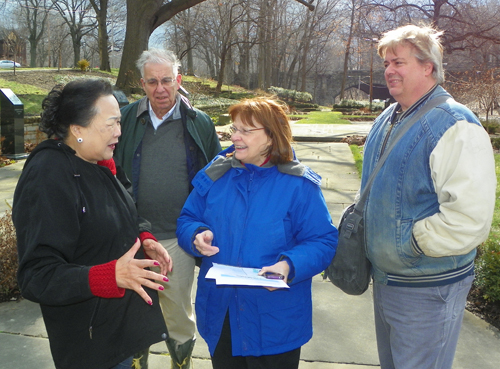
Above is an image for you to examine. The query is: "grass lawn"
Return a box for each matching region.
[293,111,348,124]
[0,78,48,95]
[349,144,364,177]
[0,78,48,116]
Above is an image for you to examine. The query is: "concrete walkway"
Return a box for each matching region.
[1,123,499,368]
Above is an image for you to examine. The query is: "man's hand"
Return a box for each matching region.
[142,238,173,276]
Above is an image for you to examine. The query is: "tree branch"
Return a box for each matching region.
[294,0,315,11]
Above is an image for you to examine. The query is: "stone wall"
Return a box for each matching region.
[23,118,45,144]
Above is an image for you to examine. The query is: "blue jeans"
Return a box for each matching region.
[373,274,473,369]
[109,356,133,369]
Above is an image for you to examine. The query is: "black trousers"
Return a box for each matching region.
[211,312,301,369]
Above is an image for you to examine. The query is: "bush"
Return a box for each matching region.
[481,120,500,134]
[492,137,500,150]
[268,86,312,103]
[333,99,385,112]
[474,152,500,303]
[0,210,19,301]
[333,99,364,110]
[76,59,90,71]
[476,242,500,302]
[289,102,319,112]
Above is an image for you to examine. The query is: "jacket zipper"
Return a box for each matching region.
[88,298,101,339]
[379,122,395,157]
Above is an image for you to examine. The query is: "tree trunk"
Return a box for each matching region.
[29,38,38,67]
[116,0,207,92]
[72,33,82,67]
[116,1,162,91]
[285,53,300,90]
[339,1,357,101]
[216,46,230,95]
[299,11,311,92]
[186,32,195,75]
[93,0,111,72]
[257,0,269,90]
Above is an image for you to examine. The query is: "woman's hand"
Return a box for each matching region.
[194,230,219,256]
[258,260,290,291]
[116,239,169,305]
[142,238,173,276]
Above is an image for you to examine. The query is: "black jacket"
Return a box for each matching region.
[13,140,168,369]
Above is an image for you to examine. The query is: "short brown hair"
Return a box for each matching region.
[228,97,293,165]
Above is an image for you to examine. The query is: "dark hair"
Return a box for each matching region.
[39,79,114,139]
[228,97,293,165]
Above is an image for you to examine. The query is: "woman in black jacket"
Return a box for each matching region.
[13,79,171,369]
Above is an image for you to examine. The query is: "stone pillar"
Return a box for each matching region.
[0,88,27,159]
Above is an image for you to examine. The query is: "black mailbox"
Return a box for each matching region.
[113,90,129,108]
[0,88,27,159]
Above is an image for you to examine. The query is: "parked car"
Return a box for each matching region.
[0,60,21,69]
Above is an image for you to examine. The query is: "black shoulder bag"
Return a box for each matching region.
[325,95,451,295]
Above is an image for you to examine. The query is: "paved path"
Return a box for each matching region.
[1,123,499,368]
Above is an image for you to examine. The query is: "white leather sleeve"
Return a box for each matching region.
[413,121,496,257]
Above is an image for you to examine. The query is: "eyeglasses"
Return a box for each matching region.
[229,125,265,136]
[145,77,177,88]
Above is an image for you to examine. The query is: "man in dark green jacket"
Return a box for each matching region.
[114,48,221,369]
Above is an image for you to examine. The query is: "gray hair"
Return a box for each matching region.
[378,24,445,84]
[136,48,181,78]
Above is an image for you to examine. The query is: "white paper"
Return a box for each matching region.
[205,263,289,289]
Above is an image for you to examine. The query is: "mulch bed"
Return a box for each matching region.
[0,289,21,303]
[466,286,500,330]
[217,131,231,141]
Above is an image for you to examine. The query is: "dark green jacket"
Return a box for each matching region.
[114,94,222,197]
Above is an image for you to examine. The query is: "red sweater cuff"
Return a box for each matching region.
[89,260,125,298]
[140,231,157,244]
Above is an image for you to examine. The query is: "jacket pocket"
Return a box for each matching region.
[258,294,310,347]
[397,219,422,268]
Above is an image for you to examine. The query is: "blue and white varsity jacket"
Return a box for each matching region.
[362,85,496,287]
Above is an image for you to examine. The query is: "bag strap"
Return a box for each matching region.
[354,95,452,212]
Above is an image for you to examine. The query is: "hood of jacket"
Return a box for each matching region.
[195,145,321,196]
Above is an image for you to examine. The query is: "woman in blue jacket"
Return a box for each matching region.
[177,97,338,369]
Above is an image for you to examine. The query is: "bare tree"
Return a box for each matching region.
[44,15,73,69]
[182,0,250,94]
[116,0,207,91]
[449,67,500,121]
[89,0,110,71]
[166,7,202,75]
[14,0,53,67]
[51,0,96,67]
[115,0,316,91]
[364,0,500,55]
[339,0,360,100]
[297,0,340,92]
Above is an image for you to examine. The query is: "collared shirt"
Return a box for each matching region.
[148,102,176,130]
[391,84,438,125]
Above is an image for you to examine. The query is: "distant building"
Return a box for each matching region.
[0,30,27,66]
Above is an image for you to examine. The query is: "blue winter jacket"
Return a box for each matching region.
[362,85,496,287]
[176,147,338,356]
